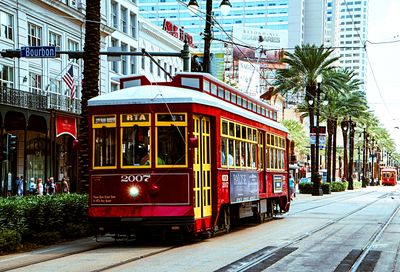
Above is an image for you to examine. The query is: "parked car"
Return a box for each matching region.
[299,177,311,183]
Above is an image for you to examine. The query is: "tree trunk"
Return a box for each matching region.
[341,120,349,181]
[79,0,101,192]
[348,119,356,189]
[332,119,338,182]
[326,119,334,182]
[306,85,316,174]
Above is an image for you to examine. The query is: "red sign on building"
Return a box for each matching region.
[162,19,195,48]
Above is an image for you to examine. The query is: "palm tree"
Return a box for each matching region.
[273,44,339,194]
[78,1,101,192]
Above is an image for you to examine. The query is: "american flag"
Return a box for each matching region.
[62,66,75,99]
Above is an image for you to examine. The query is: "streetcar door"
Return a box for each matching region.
[193,116,212,219]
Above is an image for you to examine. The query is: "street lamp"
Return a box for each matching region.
[361,128,367,188]
[188,0,231,73]
[370,137,375,186]
[312,75,323,196]
[348,117,356,190]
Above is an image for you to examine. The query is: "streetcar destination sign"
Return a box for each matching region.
[21,46,56,58]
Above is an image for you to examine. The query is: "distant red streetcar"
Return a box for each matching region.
[381,168,397,186]
[87,72,291,237]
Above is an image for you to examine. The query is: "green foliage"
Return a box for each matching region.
[330,181,348,192]
[281,120,308,159]
[0,194,89,252]
[0,229,21,252]
[299,181,349,194]
[353,181,362,189]
[322,183,331,194]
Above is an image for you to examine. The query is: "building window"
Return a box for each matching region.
[111,38,119,72]
[121,6,128,33]
[130,13,137,38]
[121,43,128,75]
[141,56,145,70]
[164,63,167,80]
[111,1,118,29]
[29,72,42,94]
[68,39,79,63]
[150,59,154,74]
[28,23,42,46]
[0,11,13,41]
[49,31,61,53]
[111,82,119,92]
[0,64,14,89]
[158,60,161,76]
[49,78,61,94]
[130,47,137,74]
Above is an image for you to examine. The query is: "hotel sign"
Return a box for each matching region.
[163,19,195,48]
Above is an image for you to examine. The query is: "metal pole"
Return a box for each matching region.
[203,0,213,73]
[312,82,323,196]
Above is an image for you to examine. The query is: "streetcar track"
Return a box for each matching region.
[288,191,377,215]
[217,191,396,272]
[350,202,400,272]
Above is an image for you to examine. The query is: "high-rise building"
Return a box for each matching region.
[139,0,291,52]
[326,0,368,91]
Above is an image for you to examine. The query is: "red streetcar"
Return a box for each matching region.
[381,168,397,186]
[87,72,291,237]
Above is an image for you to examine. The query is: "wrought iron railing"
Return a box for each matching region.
[0,86,81,114]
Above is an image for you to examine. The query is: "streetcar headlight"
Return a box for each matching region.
[129,186,140,197]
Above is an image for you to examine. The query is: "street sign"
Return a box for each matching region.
[310,134,326,146]
[21,46,56,58]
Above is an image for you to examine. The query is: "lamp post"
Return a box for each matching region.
[370,137,375,186]
[188,0,231,73]
[361,128,367,187]
[348,117,356,190]
[312,75,323,196]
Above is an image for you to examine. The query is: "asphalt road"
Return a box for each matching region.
[1,185,399,272]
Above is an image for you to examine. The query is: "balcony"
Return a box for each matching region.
[0,86,81,114]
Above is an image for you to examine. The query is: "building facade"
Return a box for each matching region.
[0,0,188,195]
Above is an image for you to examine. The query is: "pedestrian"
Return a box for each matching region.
[62,177,70,193]
[48,177,55,195]
[289,174,295,200]
[16,176,24,196]
[29,178,37,195]
[37,178,44,196]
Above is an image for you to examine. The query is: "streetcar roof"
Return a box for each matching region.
[88,85,288,133]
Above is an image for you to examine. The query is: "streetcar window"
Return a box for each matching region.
[228,139,234,167]
[235,140,240,167]
[211,84,217,96]
[241,142,246,167]
[248,102,252,110]
[221,138,227,166]
[121,126,150,167]
[242,126,247,139]
[235,124,241,138]
[218,87,224,98]
[237,96,242,106]
[262,108,265,116]
[204,79,210,93]
[229,122,234,136]
[258,132,264,169]
[242,99,247,108]
[94,127,116,167]
[257,105,261,114]
[222,120,228,135]
[157,126,186,166]
[231,93,236,104]
[253,103,257,112]
[225,90,230,101]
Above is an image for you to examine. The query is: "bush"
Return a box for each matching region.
[330,181,348,192]
[322,183,331,194]
[299,182,313,194]
[0,228,22,252]
[0,194,90,253]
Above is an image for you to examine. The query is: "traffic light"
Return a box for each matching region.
[7,134,17,152]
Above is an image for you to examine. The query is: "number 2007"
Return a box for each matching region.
[120,174,150,183]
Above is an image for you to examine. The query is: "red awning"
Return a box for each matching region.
[56,116,77,139]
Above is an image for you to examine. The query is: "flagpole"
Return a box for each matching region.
[45,62,73,92]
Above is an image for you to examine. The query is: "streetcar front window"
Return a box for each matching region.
[94,127,116,167]
[121,126,150,167]
[157,126,186,166]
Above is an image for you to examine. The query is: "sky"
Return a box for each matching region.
[366,0,400,149]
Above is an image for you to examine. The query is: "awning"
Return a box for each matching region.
[56,115,77,139]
